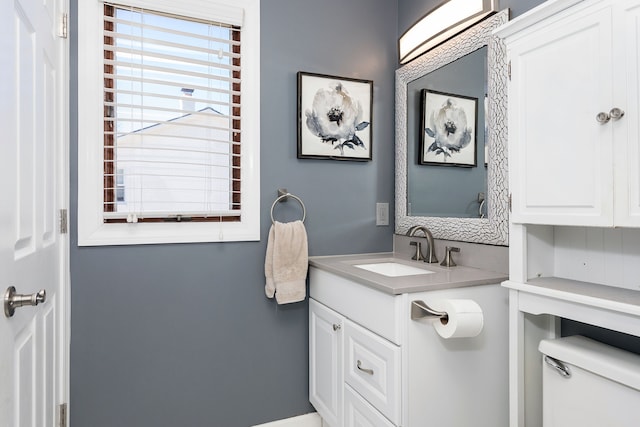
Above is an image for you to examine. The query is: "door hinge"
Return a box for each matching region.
[508,60,511,81]
[59,13,68,39]
[509,193,512,213]
[59,403,67,427]
[59,209,68,234]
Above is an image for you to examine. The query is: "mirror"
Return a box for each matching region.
[407,46,487,218]
[395,10,509,245]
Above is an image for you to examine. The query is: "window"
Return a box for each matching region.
[78,0,260,245]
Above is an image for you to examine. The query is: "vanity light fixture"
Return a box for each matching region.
[399,0,499,64]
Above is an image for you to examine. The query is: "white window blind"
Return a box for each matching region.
[102,2,242,222]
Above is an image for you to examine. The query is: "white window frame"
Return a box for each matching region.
[77,0,260,246]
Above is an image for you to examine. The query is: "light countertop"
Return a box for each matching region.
[309,252,508,295]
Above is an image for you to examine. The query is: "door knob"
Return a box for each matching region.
[4,286,46,318]
[609,107,625,121]
[596,112,611,124]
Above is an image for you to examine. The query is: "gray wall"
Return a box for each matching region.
[69,1,397,426]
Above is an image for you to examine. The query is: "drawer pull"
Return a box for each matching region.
[333,323,341,331]
[357,360,374,375]
[544,355,571,378]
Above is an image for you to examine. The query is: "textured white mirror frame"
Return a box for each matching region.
[395,10,509,246]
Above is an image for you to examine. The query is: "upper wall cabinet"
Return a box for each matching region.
[497,0,640,227]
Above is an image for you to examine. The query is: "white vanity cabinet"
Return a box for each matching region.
[308,262,509,427]
[310,297,401,427]
[499,0,640,227]
[309,267,403,427]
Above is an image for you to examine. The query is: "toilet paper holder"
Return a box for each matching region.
[411,300,448,322]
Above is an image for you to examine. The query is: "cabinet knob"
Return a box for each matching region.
[332,323,341,331]
[596,111,611,124]
[610,107,625,121]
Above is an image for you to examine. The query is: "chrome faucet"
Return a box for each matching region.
[406,226,438,263]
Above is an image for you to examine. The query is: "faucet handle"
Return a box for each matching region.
[440,246,460,267]
[410,241,425,261]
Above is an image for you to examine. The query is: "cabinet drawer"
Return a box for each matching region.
[309,268,402,344]
[344,385,395,427]
[344,319,401,425]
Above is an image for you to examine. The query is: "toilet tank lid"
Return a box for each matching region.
[539,335,640,391]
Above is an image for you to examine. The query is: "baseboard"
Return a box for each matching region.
[252,412,322,427]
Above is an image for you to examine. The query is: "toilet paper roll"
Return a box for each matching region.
[431,299,484,339]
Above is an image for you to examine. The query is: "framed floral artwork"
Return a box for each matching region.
[297,72,373,161]
[419,89,477,167]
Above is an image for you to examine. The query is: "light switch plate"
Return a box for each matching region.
[376,203,389,226]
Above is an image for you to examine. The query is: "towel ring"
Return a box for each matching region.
[270,192,306,225]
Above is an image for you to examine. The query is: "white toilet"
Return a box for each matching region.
[539,335,640,427]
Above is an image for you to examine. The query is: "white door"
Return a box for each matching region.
[613,0,640,227]
[508,1,615,226]
[0,0,68,425]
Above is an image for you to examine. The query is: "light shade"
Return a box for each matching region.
[399,0,499,64]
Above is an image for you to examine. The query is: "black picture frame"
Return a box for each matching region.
[419,89,478,167]
[297,71,373,161]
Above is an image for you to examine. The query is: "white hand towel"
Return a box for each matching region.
[264,220,308,304]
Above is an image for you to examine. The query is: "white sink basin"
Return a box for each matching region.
[353,262,435,277]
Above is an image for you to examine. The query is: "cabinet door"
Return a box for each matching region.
[509,1,614,226]
[310,298,343,427]
[614,0,640,227]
